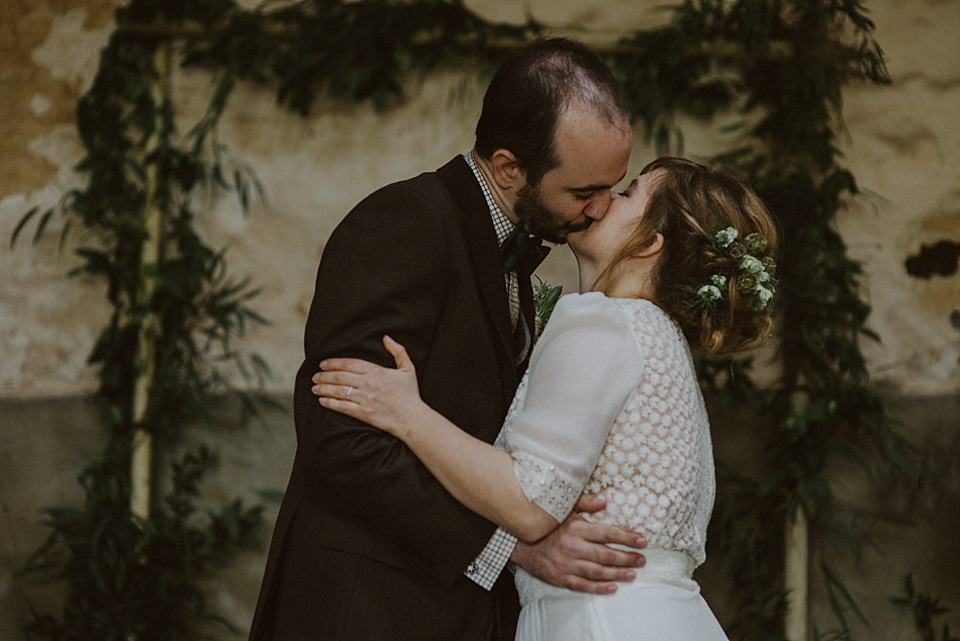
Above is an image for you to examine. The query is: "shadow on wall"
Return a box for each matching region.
[905,239,960,279]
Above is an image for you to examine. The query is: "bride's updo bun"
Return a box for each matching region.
[597,157,778,358]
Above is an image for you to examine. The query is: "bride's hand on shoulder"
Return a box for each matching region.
[312,335,425,437]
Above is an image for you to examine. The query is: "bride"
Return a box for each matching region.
[312,156,777,640]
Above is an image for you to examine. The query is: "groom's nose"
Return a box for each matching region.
[583,191,612,220]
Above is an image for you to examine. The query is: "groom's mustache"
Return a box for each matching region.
[566,218,594,234]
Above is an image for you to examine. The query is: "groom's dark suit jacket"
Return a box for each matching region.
[249,157,533,641]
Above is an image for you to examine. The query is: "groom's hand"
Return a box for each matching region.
[509,494,646,595]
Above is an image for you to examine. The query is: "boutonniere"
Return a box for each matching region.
[533,276,562,341]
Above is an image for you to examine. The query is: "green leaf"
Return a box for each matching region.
[10,206,40,248]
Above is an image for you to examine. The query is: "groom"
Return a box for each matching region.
[249,38,646,641]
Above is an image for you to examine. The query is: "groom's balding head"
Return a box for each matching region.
[474,38,629,187]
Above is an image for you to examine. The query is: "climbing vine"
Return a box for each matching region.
[15,0,925,639]
[15,3,270,640]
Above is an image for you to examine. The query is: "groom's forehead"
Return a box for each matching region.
[546,118,632,190]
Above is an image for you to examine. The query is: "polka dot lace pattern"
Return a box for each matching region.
[583,299,715,567]
[500,298,716,606]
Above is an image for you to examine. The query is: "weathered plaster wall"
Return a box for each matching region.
[1,0,958,638]
[0,0,671,399]
[1,0,118,397]
[837,0,960,395]
[2,0,956,398]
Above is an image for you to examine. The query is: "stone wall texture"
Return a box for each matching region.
[1,0,958,638]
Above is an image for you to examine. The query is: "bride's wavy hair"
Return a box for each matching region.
[593,157,779,357]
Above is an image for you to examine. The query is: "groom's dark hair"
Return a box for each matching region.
[474,37,628,185]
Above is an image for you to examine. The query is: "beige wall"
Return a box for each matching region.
[0,0,669,399]
[837,0,960,396]
[1,0,958,638]
[7,0,955,399]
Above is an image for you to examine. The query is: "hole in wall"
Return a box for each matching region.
[904,239,960,279]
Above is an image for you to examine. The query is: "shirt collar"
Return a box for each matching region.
[464,151,516,247]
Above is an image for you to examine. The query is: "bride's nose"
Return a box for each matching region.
[584,191,613,220]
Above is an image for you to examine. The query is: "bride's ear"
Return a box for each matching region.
[633,232,664,259]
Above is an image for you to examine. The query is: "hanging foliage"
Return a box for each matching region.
[14,0,927,639]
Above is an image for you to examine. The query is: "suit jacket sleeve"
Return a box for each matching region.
[293,181,501,586]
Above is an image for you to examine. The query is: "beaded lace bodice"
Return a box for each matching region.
[494,293,716,602]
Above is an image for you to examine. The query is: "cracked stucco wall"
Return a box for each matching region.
[2,0,957,399]
[836,0,960,394]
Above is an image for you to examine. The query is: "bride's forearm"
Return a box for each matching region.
[396,407,560,542]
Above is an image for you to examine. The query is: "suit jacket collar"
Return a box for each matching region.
[436,156,528,388]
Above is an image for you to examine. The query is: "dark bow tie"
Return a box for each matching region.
[501,228,550,277]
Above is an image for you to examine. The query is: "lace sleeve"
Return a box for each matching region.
[504,293,646,522]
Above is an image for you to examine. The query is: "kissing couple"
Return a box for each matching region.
[251,37,777,641]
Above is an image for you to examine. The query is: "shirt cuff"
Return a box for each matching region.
[464,527,517,590]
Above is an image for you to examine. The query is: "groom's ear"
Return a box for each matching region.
[490,149,525,191]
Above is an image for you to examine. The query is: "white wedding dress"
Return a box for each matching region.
[495,292,728,641]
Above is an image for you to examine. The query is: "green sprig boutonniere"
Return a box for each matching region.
[533,276,562,341]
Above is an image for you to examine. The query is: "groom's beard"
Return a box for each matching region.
[514,182,592,244]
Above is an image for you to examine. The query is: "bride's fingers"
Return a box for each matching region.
[318,395,364,421]
[318,357,372,374]
[311,370,359,388]
[383,335,415,372]
[312,383,357,402]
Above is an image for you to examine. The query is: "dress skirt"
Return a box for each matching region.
[514,549,728,641]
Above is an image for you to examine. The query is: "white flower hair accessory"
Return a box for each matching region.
[714,227,739,248]
[694,228,777,313]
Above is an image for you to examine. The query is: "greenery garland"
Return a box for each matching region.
[14,0,943,639]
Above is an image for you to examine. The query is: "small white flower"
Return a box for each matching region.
[740,255,763,274]
[757,269,771,283]
[755,285,774,308]
[714,227,739,247]
[697,284,722,301]
[710,274,727,288]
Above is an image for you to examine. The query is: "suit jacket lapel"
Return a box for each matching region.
[437,157,517,385]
